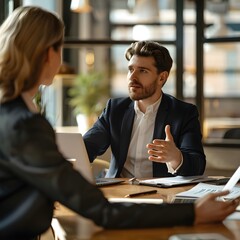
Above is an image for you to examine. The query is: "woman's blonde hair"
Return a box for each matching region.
[0,6,64,103]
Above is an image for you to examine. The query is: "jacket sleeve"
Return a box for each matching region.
[3,114,195,229]
[174,104,206,176]
[83,99,112,162]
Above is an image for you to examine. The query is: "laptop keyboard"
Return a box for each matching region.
[208,178,231,185]
[173,198,196,204]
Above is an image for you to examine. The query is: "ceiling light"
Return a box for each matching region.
[70,0,92,13]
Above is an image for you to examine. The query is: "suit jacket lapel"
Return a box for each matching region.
[116,95,171,177]
[152,94,170,177]
[153,94,169,139]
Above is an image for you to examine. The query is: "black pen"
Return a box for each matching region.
[124,190,157,198]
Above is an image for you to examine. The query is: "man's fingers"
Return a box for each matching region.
[165,125,173,141]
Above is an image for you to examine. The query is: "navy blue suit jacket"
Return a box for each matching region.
[84,93,206,178]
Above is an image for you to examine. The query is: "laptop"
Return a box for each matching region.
[55,131,124,186]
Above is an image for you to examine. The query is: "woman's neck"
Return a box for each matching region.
[21,91,39,113]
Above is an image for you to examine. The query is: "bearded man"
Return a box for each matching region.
[83,41,206,178]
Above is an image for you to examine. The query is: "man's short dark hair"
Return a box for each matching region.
[125,41,173,74]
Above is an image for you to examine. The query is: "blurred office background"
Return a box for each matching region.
[1,1,240,176]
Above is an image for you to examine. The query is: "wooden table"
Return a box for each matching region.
[54,180,240,240]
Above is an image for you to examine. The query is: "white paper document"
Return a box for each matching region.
[169,233,229,240]
[139,175,215,188]
[108,198,163,204]
[175,182,240,200]
[227,211,240,220]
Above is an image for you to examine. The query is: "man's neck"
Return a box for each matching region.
[137,93,162,113]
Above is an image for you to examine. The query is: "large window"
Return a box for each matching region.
[6,0,240,140]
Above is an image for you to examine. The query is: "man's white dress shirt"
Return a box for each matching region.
[121,97,182,178]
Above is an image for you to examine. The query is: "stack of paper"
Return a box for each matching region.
[175,166,240,201]
[175,182,240,200]
[139,175,216,188]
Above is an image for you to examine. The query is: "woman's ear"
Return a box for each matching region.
[45,47,53,63]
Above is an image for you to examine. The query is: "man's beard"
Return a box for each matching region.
[128,80,158,101]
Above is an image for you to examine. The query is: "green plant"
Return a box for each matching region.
[34,86,45,115]
[68,72,109,117]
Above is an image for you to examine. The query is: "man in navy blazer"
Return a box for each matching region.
[83,41,206,178]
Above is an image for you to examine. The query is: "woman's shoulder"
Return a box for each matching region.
[0,97,53,135]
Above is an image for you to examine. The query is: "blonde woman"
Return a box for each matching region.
[0,6,238,240]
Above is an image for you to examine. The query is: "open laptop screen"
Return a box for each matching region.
[55,131,124,186]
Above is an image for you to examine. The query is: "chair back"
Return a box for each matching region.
[223,128,240,139]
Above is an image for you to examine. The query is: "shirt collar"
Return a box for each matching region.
[134,96,162,116]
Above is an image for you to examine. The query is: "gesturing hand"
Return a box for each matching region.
[146,125,182,168]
